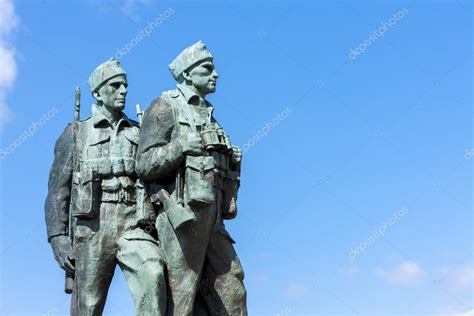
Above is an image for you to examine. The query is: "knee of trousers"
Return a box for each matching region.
[76,287,109,313]
[140,260,166,285]
[229,259,245,282]
[224,276,247,302]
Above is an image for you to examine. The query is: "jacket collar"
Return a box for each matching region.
[177,83,202,105]
[91,104,132,129]
[176,84,214,117]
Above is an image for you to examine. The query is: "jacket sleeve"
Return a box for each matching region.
[44,124,74,242]
[136,97,185,181]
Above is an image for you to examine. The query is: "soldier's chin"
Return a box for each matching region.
[207,84,216,93]
[114,102,125,111]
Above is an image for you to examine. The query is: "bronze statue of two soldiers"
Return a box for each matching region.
[45,41,247,316]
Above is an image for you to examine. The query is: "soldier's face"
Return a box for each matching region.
[187,59,219,96]
[97,75,128,112]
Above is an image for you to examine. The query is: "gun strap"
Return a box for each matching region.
[68,121,79,240]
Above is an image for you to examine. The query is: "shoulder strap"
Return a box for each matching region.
[67,121,79,240]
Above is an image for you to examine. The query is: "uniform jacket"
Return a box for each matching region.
[44,105,145,242]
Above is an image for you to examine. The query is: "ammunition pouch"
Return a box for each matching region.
[70,170,100,219]
[222,171,240,220]
[100,188,136,203]
[81,157,135,177]
[184,156,216,206]
[136,179,156,229]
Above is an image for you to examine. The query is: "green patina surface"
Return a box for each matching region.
[46,42,248,316]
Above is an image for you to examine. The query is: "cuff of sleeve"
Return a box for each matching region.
[47,227,68,243]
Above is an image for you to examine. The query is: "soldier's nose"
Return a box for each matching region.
[119,84,127,94]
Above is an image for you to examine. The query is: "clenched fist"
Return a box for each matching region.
[50,235,75,273]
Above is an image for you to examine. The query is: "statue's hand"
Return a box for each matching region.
[50,235,75,273]
[180,132,204,156]
[231,145,242,164]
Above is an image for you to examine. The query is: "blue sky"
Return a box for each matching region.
[0,0,472,315]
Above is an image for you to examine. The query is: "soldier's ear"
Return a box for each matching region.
[93,90,102,102]
[182,70,191,83]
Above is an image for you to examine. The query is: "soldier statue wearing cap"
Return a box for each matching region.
[45,59,166,316]
[136,41,248,315]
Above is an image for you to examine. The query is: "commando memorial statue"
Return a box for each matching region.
[136,41,247,315]
[45,59,166,316]
[45,42,248,316]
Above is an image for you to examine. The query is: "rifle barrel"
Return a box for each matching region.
[74,87,80,122]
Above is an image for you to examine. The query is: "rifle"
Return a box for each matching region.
[65,87,80,294]
[136,103,143,124]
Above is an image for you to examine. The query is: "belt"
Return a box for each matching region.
[101,188,137,203]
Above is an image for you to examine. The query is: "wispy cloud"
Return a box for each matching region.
[449,265,474,291]
[340,263,360,278]
[0,91,13,128]
[375,261,427,286]
[0,0,19,33]
[449,310,474,316]
[285,283,311,299]
[436,308,474,316]
[119,0,151,22]
[87,0,150,22]
[435,264,474,291]
[0,0,19,129]
[0,45,16,88]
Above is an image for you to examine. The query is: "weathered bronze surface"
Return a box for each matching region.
[136,41,247,316]
[45,43,247,316]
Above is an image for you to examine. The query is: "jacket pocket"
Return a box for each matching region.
[123,128,139,158]
[185,156,216,206]
[71,169,100,219]
[86,133,110,159]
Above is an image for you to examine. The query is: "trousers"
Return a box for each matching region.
[71,201,166,316]
[156,191,247,316]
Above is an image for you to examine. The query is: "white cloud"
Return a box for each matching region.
[450,265,474,290]
[285,283,311,299]
[376,261,426,286]
[340,263,360,277]
[0,0,19,33]
[88,0,150,22]
[0,91,13,127]
[435,264,474,291]
[120,0,151,22]
[0,0,19,128]
[0,46,17,88]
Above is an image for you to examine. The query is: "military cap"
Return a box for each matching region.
[169,41,213,80]
[88,58,127,92]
